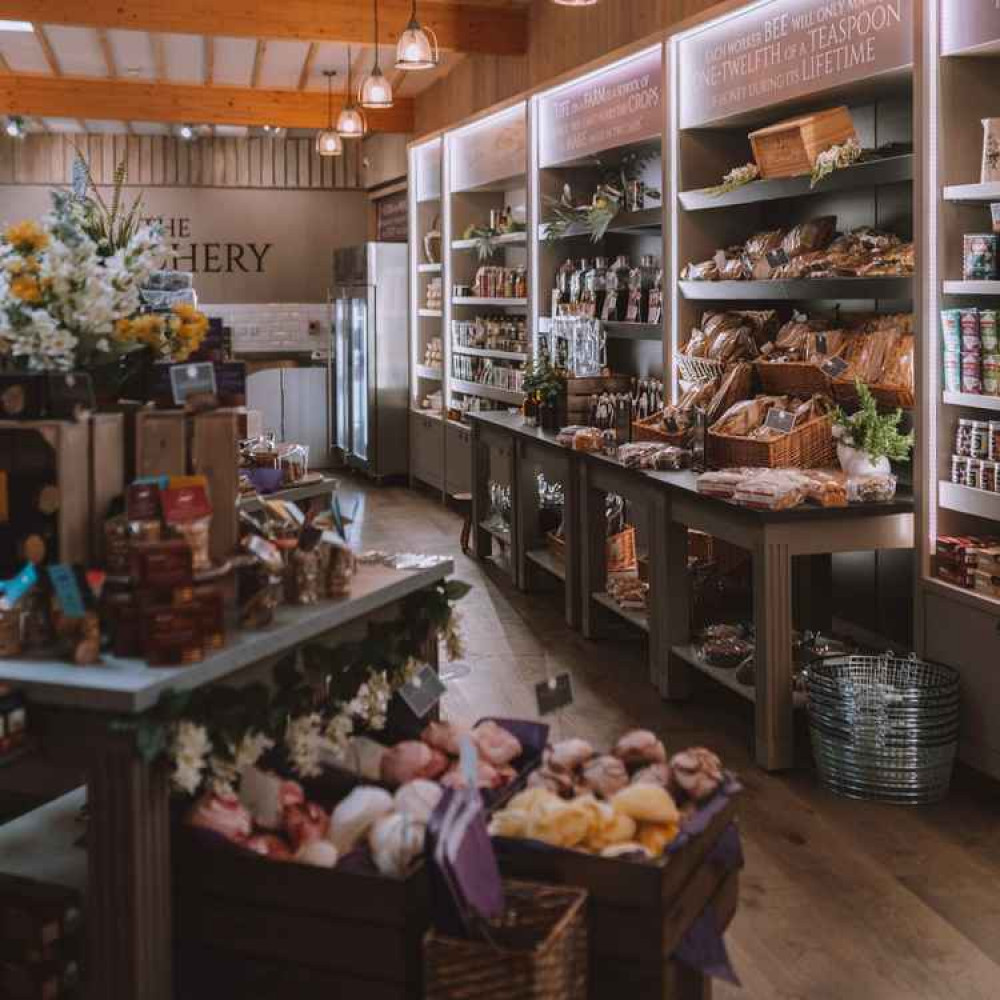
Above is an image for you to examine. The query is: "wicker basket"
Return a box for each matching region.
[754,360,832,398]
[631,413,690,446]
[832,379,914,411]
[676,355,725,384]
[424,880,589,1000]
[707,412,836,469]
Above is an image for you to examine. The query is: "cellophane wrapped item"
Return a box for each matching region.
[846,474,898,503]
[731,469,808,511]
[696,469,752,500]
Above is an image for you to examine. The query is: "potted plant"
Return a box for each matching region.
[521,357,566,433]
[832,381,913,477]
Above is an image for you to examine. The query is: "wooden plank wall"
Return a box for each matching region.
[413,0,720,135]
[0,134,363,189]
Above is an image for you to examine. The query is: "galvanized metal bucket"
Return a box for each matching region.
[805,653,960,805]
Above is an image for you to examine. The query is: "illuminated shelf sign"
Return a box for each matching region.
[451,108,526,192]
[539,46,662,167]
[678,0,912,129]
[941,0,1000,56]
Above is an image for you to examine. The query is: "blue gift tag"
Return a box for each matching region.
[0,563,37,608]
[458,735,479,788]
[47,565,86,619]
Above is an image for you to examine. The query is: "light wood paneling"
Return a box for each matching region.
[0,133,364,188]
[414,0,721,135]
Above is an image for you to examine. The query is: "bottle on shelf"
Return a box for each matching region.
[603,255,631,323]
[625,259,644,323]
[647,266,664,325]
[570,259,589,305]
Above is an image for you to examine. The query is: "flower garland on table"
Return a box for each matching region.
[0,192,164,372]
[811,136,862,188]
[119,578,471,797]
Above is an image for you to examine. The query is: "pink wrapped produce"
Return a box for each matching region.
[472,720,523,767]
[421,720,469,756]
[670,747,725,802]
[186,792,253,843]
[546,738,594,772]
[283,801,331,852]
[580,755,629,798]
[613,729,667,768]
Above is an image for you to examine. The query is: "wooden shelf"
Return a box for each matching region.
[414,364,443,380]
[943,391,1000,411]
[679,277,913,301]
[450,378,524,405]
[452,232,527,250]
[418,263,442,273]
[452,345,529,362]
[943,181,1000,203]
[526,547,566,581]
[411,408,443,423]
[452,297,528,308]
[418,308,443,318]
[939,480,1000,520]
[592,591,649,633]
[679,155,914,211]
[540,206,662,241]
[923,575,1000,614]
[943,281,1000,296]
[671,644,806,708]
[603,320,662,341]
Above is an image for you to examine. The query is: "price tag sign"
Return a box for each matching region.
[399,664,447,719]
[535,672,574,716]
[170,362,217,405]
[821,356,850,378]
[47,564,86,619]
[763,409,797,435]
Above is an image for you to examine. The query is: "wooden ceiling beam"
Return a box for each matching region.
[0,73,414,131]
[0,0,527,55]
[203,37,214,86]
[251,39,267,88]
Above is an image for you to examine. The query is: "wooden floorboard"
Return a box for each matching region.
[344,475,1000,1000]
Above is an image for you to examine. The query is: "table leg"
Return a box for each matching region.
[513,439,534,594]
[87,732,172,1000]
[470,423,493,561]
[660,516,694,701]
[563,453,582,631]
[579,466,606,641]
[667,961,712,1000]
[754,533,795,771]
[794,553,833,635]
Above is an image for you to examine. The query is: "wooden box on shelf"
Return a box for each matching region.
[190,409,241,564]
[135,409,187,478]
[565,375,632,425]
[707,413,836,470]
[748,106,856,180]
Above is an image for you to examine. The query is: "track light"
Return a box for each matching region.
[4,117,26,139]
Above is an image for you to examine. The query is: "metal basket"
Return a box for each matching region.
[676,354,725,385]
[805,653,960,805]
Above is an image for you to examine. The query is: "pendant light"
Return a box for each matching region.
[395,0,438,71]
[315,70,344,156]
[552,0,600,5]
[336,46,367,138]
[360,0,394,109]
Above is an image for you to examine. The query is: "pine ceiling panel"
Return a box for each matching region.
[130,121,170,135]
[213,36,256,86]
[0,32,49,73]
[161,33,203,84]
[108,29,154,79]
[257,39,309,89]
[41,118,80,133]
[44,25,107,76]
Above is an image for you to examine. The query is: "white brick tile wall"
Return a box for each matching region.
[203,303,333,354]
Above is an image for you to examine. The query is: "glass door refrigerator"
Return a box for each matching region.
[332,243,408,481]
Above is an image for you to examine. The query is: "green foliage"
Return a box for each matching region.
[522,355,566,405]
[67,150,147,257]
[834,380,914,463]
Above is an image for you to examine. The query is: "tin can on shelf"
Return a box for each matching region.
[983,356,1000,395]
[982,459,998,494]
[960,309,982,352]
[962,353,983,393]
[953,454,968,485]
[968,458,983,490]
[973,419,991,458]
[956,418,974,456]
[943,351,962,392]
[980,309,1000,352]
[964,234,999,279]
[941,309,962,352]
[990,420,1000,460]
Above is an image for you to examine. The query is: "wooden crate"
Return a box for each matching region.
[191,409,240,564]
[566,375,633,425]
[495,797,740,1000]
[89,414,125,564]
[173,834,429,1000]
[135,410,187,478]
[749,106,856,179]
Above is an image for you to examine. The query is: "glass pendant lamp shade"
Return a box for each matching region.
[337,46,367,137]
[360,0,394,108]
[395,2,438,69]
[316,69,343,156]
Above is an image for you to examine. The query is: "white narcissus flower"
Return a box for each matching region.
[286,713,324,779]
[170,721,212,796]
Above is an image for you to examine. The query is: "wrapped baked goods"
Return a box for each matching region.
[732,470,807,511]
[573,428,604,453]
[680,258,719,281]
[670,748,725,802]
[546,738,595,772]
[472,720,523,767]
[707,363,754,425]
[696,469,750,500]
[847,474,898,503]
[394,779,444,825]
[611,783,679,825]
[700,636,754,667]
[421,720,468,757]
[801,469,848,507]
[744,229,785,260]
[613,730,667,767]
[631,763,672,789]
[283,801,330,852]
[381,741,450,786]
[580,754,630,798]
[369,812,426,877]
[781,216,837,258]
[328,786,394,853]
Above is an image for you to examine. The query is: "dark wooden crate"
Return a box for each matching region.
[495,798,739,1000]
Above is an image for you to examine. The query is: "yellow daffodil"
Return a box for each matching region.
[10,275,42,303]
[4,220,49,253]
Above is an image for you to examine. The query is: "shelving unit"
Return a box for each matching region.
[443,101,532,498]
[526,547,566,582]
[679,278,914,302]
[917,0,1000,778]
[408,137,446,495]
[532,44,666,379]
[592,591,649,634]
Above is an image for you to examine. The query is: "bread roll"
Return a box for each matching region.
[611,784,680,825]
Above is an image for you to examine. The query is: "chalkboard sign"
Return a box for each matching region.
[376,190,408,242]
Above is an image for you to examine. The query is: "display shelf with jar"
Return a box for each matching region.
[408,137,446,495]
[533,43,666,379]
[918,0,1000,710]
[444,100,532,486]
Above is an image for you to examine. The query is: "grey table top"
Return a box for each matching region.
[238,475,339,512]
[0,787,87,891]
[0,561,452,715]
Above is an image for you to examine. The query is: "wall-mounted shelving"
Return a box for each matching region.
[941,281,1000,296]
[452,232,527,250]
[452,297,528,308]
[417,263,442,274]
[939,481,1000,521]
[452,345,529,362]
[450,379,524,406]
[942,392,1000,410]
[679,278,914,302]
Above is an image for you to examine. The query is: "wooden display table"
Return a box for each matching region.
[238,474,339,515]
[0,560,452,1000]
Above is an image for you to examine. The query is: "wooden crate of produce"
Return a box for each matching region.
[495,795,740,1000]
[174,835,430,1000]
[749,106,856,179]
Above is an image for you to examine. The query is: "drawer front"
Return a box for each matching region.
[923,591,1000,779]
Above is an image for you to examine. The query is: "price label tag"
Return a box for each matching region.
[815,332,828,355]
[535,672,574,716]
[169,362,217,405]
[764,409,797,435]
[821,356,849,378]
[398,664,447,719]
[47,564,86,619]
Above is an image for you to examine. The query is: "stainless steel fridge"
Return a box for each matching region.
[332,243,408,481]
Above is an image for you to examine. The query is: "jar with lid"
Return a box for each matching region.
[956,418,974,457]
[972,420,991,458]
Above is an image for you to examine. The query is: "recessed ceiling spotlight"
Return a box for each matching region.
[4,117,26,139]
[178,123,196,140]
[262,124,286,136]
